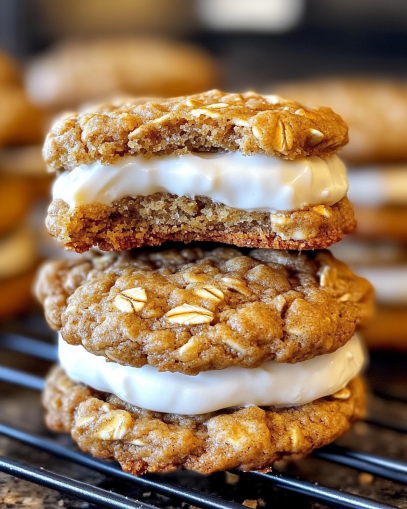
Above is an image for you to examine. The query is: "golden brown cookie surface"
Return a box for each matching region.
[43,366,365,475]
[35,246,373,374]
[46,195,356,253]
[43,90,349,171]
[276,78,407,164]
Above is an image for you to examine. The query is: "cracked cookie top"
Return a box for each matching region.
[35,246,373,375]
[43,89,349,171]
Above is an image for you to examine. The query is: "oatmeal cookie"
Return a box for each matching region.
[0,145,51,199]
[362,306,407,350]
[0,176,33,236]
[0,85,43,147]
[276,78,407,164]
[0,267,37,320]
[0,225,38,318]
[0,49,20,86]
[43,90,348,171]
[43,366,365,475]
[46,195,356,253]
[353,206,407,241]
[26,37,219,110]
[35,247,373,374]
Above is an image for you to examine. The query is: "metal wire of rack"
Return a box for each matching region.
[1,324,407,509]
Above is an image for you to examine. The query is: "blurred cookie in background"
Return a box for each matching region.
[331,239,407,350]
[350,207,407,242]
[0,49,21,86]
[0,49,47,321]
[0,49,44,147]
[346,163,407,241]
[0,225,38,320]
[25,36,220,110]
[0,145,51,200]
[273,78,407,238]
[0,86,44,147]
[362,307,407,351]
[275,78,407,165]
[277,76,407,351]
[0,175,33,237]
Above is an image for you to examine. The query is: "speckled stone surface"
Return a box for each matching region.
[1,312,407,509]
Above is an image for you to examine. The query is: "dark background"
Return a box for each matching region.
[2,0,407,90]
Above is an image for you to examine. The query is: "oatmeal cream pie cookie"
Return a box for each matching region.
[0,225,38,319]
[44,90,355,253]
[26,37,219,110]
[275,78,407,165]
[35,246,373,375]
[43,365,365,475]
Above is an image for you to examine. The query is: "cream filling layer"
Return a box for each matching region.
[53,152,348,213]
[59,334,365,415]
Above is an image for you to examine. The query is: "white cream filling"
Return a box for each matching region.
[347,166,407,206]
[59,333,365,415]
[53,152,348,213]
[0,225,36,280]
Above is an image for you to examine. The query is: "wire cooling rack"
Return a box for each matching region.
[1,314,407,509]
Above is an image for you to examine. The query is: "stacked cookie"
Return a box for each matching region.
[0,50,45,319]
[36,90,373,474]
[277,79,407,350]
[26,37,219,111]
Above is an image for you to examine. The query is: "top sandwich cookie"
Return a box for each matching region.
[44,90,355,252]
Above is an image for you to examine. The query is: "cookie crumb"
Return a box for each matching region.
[22,498,43,507]
[142,493,151,498]
[358,473,374,485]
[225,472,240,485]
[243,500,258,508]
[3,495,17,504]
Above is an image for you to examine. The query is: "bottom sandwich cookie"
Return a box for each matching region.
[43,367,365,475]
